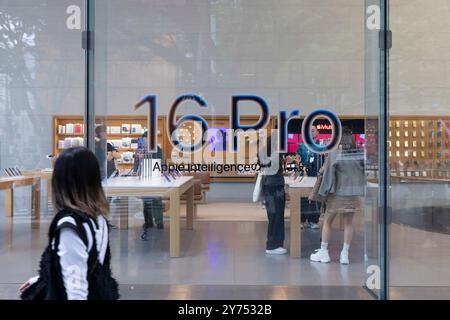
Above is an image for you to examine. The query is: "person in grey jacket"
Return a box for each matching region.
[310,128,365,265]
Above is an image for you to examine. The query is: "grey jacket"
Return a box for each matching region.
[318,150,365,197]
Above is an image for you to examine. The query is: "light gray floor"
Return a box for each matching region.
[0,282,373,300]
[0,212,371,299]
[1,202,449,299]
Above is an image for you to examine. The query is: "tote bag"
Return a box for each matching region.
[308,157,329,204]
[253,173,263,202]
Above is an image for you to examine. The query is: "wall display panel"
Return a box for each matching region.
[169,115,275,182]
[389,116,450,179]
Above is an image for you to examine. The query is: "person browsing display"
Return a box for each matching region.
[296,125,323,230]
[106,142,120,178]
[259,132,288,255]
[309,128,365,265]
[94,124,120,180]
[133,131,165,236]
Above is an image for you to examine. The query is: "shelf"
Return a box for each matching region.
[107,133,143,137]
[107,133,162,137]
[116,148,137,151]
[58,147,84,150]
[53,114,273,183]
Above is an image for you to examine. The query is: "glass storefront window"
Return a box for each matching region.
[389,0,450,299]
[91,0,384,299]
[2,0,448,301]
[0,0,84,288]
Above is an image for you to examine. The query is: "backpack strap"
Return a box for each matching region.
[84,218,100,274]
[50,209,100,274]
[53,221,89,251]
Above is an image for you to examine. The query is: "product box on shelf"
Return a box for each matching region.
[74,123,83,134]
[109,140,122,149]
[131,124,142,134]
[121,138,132,148]
[109,126,121,134]
[65,123,74,134]
[121,152,134,163]
[121,124,130,134]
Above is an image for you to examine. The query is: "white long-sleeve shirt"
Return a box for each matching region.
[54,215,108,300]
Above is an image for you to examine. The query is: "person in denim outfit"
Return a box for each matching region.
[296,126,323,229]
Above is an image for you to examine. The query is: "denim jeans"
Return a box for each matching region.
[142,196,163,226]
[300,198,321,224]
[263,185,285,250]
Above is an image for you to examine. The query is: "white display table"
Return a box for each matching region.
[285,176,317,258]
[286,176,379,259]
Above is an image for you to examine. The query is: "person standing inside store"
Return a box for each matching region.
[309,128,364,264]
[259,132,287,255]
[133,131,164,232]
[296,125,323,229]
[19,147,119,300]
[94,124,119,229]
[94,124,119,180]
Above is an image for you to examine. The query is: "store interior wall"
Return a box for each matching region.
[100,0,366,117]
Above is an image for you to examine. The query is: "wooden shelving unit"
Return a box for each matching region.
[53,115,167,169]
[53,115,272,182]
[170,115,275,182]
[389,115,450,179]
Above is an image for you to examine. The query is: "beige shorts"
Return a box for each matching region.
[326,195,362,214]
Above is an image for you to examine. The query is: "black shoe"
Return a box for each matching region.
[141,230,148,241]
[156,222,164,229]
[143,221,154,229]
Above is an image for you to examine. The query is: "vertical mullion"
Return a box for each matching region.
[84,0,95,152]
[379,0,390,301]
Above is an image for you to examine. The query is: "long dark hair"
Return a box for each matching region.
[52,147,109,217]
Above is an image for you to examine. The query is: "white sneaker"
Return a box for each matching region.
[266,247,287,255]
[310,248,330,263]
[340,251,350,265]
[309,222,319,230]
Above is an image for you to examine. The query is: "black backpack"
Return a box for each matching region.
[21,208,119,300]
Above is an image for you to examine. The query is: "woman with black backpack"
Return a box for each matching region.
[19,147,119,300]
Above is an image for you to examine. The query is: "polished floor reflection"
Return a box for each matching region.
[0,201,448,299]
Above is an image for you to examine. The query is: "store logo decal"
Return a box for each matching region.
[66,5,81,30]
[366,5,381,30]
[135,93,342,155]
[65,5,381,31]
[366,265,381,290]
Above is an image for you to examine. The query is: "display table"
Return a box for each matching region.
[103,176,194,258]
[0,176,41,221]
[285,176,316,258]
[286,176,380,259]
[23,169,53,211]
